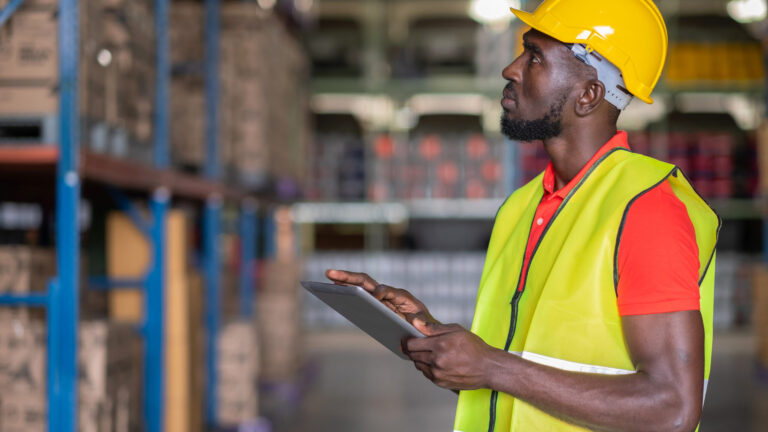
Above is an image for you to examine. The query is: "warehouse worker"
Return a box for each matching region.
[327,0,719,431]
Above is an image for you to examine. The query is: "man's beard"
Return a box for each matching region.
[501,94,567,142]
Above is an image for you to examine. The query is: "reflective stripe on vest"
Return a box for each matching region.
[453,149,720,432]
[510,351,635,375]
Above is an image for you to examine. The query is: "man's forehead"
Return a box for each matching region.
[523,28,567,50]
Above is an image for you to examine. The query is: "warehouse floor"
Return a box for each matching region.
[273,330,768,432]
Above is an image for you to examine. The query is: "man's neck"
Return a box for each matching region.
[543,126,618,191]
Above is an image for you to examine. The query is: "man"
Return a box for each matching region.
[327,1,720,431]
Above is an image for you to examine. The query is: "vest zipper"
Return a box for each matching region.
[485,147,627,432]
[488,290,522,432]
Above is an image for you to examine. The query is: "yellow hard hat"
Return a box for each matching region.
[510,0,668,104]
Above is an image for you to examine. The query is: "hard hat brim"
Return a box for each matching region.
[509,8,536,29]
[509,7,655,105]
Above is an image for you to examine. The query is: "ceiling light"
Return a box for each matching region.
[727,0,767,23]
[468,0,521,26]
[97,49,112,67]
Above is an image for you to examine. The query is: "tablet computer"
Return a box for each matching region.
[301,281,424,359]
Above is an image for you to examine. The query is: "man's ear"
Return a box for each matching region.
[574,79,606,117]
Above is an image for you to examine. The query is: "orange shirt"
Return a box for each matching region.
[517,131,701,316]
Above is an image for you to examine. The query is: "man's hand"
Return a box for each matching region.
[325,269,437,325]
[403,320,497,391]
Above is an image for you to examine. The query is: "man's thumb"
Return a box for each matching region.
[413,318,434,336]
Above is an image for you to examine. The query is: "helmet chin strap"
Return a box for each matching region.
[569,43,634,111]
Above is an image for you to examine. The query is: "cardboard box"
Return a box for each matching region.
[0,318,142,431]
[0,10,58,81]
[0,393,46,432]
[170,2,204,64]
[0,246,55,294]
[217,320,259,426]
[0,318,46,393]
[170,77,205,167]
[0,83,58,115]
[106,212,149,323]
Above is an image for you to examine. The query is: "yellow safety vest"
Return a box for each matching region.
[454,148,720,432]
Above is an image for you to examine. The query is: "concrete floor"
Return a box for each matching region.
[275,330,768,432]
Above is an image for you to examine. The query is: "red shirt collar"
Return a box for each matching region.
[542,131,630,198]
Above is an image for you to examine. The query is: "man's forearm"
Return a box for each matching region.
[482,348,700,432]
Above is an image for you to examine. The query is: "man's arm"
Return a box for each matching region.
[406,310,704,432]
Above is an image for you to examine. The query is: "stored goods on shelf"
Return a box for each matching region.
[217,320,259,426]
[169,1,310,188]
[0,246,55,294]
[0,0,156,163]
[258,259,303,380]
[364,133,506,201]
[0,317,142,432]
[0,1,104,120]
[665,42,765,86]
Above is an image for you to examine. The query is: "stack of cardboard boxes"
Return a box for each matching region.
[99,0,156,162]
[0,319,46,431]
[0,0,105,135]
[219,3,270,188]
[78,321,143,432]
[257,207,303,381]
[170,2,310,188]
[0,0,155,162]
[0,320,143,432]
[169,2,205,170]
[0,246,143,431]
[217,320,259,426]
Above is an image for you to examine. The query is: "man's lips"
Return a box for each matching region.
[501,89,517,110]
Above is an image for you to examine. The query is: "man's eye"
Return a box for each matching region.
[529,56,540,65]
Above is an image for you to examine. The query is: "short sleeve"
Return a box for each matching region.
[616,181,701,316]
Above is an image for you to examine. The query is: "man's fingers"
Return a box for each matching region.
[414,319,461,337]
[371,283,392,301]
[413,361,434,380]
[407,351,433,365]
[325,269,379,292]
[406,334,435,352]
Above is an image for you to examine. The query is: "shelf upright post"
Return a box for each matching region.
[240,199,257,318]
[143,3,171,432]
[51,0,80,430]
[204,195,222,426]
[145,187,169,432]
[203,0,222,426]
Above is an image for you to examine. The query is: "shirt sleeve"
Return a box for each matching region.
[616,180,701,316]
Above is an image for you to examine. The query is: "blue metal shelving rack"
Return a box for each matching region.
[0,1,82,430]
[0,0,261,431]
[203,0,222,427]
